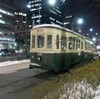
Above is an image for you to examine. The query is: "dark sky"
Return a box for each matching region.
[13,0,28,11]
[1,0,99,35]
[0,0,28,11]
[65,0,100,35]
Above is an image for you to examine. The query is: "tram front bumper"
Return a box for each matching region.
[29,62,55,70]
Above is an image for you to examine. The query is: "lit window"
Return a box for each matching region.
[0,19,5,24]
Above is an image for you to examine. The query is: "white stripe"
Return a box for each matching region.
[30,63,41,67]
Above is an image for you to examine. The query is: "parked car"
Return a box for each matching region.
[0,49,16,56]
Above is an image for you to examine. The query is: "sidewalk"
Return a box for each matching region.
[0,59,30,67]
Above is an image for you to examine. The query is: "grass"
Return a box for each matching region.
[29,59,100,99]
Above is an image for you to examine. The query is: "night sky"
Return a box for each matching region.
[1,0,99,35]
[13,0,100,36]
[65,0,100,35]
[13,0,28,11]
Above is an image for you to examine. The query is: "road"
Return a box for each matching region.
[0,61,47,99]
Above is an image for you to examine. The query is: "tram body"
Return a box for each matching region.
[29,24,94,72]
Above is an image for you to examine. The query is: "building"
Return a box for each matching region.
[28,0,65,26]
[0,2,16,50]
[14,11,30,51]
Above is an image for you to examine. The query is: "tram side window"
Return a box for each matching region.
[32,36,35,48]
[56,35,59,49]
[69,42,73,49]
[61,36,67,49]
[47,35,52,48]
[85,41,88,50]
[72,37,75,49]
[76,38,80,50]
[81,42,83,49]
[37,35,44,48]
[69,37,73,49]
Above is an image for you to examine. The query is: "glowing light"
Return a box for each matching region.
[92,37,96,42]
[77,18,83,24]
[27,4,31,8]
[96,33,98,35]
[90,28,93,32]
[49,0,56,5]
[96,45,100,50]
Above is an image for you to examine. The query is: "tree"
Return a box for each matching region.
[95,0,100,7]
[14,12,29,51]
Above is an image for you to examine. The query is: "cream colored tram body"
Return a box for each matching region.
[30,24,94,72]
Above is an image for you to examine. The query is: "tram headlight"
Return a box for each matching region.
[32,56,34,58]
[37,56,42,61]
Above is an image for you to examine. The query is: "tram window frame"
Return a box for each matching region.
[32,35,35,48]
[76,38,80,50]
[56,35,59,49]
[81,42,83,49]
[61,36,67,49]
[76,38,78,43]
[85,41,89,50]
[69,37,72,42]
[69,37,75,49]
[73,37,75,42]
[37,35,45,48]
[47,35,52,48]
[73,43,75,49]
[69,42,73,49]
[72,37,75,49]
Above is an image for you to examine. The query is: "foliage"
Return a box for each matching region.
[29,59,100,99]
[95,0,100,8]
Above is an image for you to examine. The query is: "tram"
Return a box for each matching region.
[29,24,94,72]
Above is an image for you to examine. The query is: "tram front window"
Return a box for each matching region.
[32,36,35,48]
[37,35,44,48]
[47,35,52,48]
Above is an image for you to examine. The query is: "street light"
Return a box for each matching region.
[96,33,98,36]
[92,37,96,42]
[77,18,84,33]
[89,28,93,32]
[38,0,56,25]
[77,18,84,25]
[49,0,56,5]
[71,18,84,31]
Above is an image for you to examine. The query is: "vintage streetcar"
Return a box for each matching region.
[29,24,94,72]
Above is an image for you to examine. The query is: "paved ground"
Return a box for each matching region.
[0,62,45,99]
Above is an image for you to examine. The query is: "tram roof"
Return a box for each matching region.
[32,24,83,37]
[31,24,93,43]
[32,24,73,32]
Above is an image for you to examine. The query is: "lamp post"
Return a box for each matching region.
[77,18,84,33]
[71,18,84,32]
